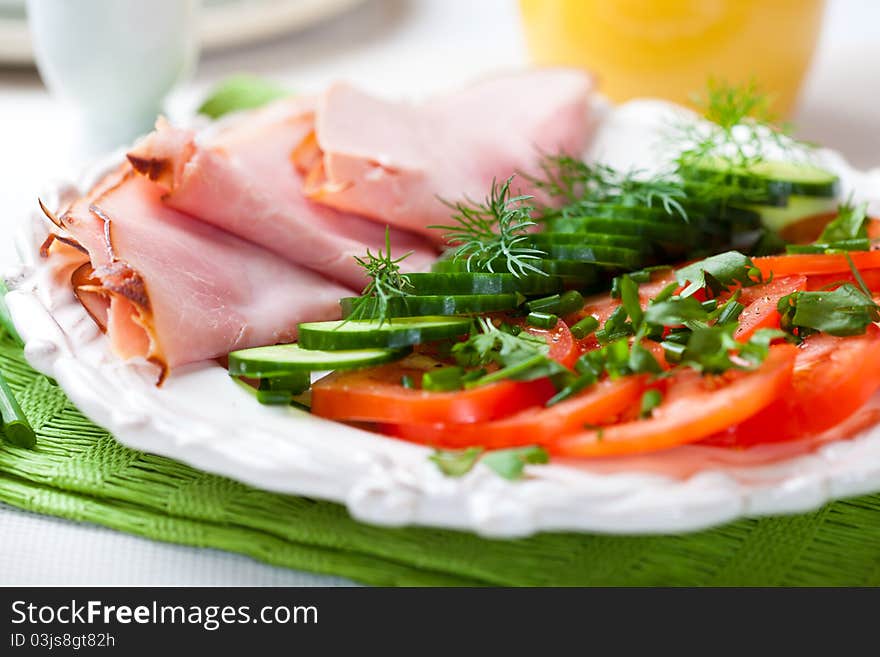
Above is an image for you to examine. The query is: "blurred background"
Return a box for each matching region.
[1,0,880,261]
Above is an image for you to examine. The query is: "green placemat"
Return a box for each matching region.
[1,334,879,586]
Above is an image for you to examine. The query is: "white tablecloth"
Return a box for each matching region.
[0,0,878,585]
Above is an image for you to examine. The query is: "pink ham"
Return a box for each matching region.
[126,99,437,289]
[42,165,350,379]
[295,69,594,240]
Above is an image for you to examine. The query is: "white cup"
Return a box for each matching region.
[27,0,200,150]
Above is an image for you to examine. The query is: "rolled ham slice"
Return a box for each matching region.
[42,164,350,379]
[126,98,437,289]
[295,69,594,240]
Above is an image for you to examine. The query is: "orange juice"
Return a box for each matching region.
[519,0,825,116]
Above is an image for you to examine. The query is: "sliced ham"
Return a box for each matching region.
[126,99,437,289]
[42,164,350,379]
[294,69,594,240]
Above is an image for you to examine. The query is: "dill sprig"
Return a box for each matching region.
[431,176,548,278]
[346,227,413,324]
[672,78,811,172]
[532,154,689,220]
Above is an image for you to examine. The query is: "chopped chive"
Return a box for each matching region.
[700,299,718,312]
[526,311,558,329]
[715,299,745,325]
[422,366,464,392]
[256,372,310,405]
[0,280,22,347]
[570,315,599,339]
[557,290,585,315]
[661,341,687,363]
[639,389,663,418]
[525,293,561,314]
[0,371,35,448]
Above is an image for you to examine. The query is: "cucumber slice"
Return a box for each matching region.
[748,161,840,197]
[529,232,646,250]
[544,216,693,243]
[544,203,686,223]
[541,243,647,269]
[298,316,472,350]
[228,343,409,377]
[405,272,563,296]
[432,256,598,279]
[340,293,521,318]
[683,157,839,203]
[746,195,839,233]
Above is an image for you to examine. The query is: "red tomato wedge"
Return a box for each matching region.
[547,345,797,458]
[733,275,807,342]
[381,375,648,449]
[702,326,880,448]
[753,251,880,278]
[312,363,556,424]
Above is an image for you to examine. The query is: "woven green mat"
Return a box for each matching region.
[1,335,880,586]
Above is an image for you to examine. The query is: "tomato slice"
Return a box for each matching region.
[381,375,648,449]
[753,251,880,278]
[516,317,579,369]
[805,268,880,292]
[547,345,797,457]
[733,275,807,342]
[702,326,880,448]
[311,363,556,424]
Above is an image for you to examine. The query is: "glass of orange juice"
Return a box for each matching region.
[519,0,825,116]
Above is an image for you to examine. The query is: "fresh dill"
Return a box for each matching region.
[431,176,548,278]
[672,78,811,173]
[532,154,689,220]
[346,227,413,324]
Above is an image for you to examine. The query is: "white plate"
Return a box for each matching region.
[6,99,880,538]
[0,0,366,65]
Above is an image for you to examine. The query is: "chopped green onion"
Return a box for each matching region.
[422,366,465,392]
[525,293,561,314]
[570,315,599,339]
[639,389,663,418]
[526,311,558,329]
[430,447,483,477]
[0,280,22,347]
[0,371,35,448]
[400,374,415,389]
[255,373,310,405]
[557,290,585,315]
[786,239,870,254]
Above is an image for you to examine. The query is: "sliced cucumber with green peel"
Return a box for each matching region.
[683,157,839,205]
[544,216,693,243]
[747,160,840,198]
[298,316,472,350]
[340,293,521,318]
[529,232,646,250]
[541,244,647,269]
[543,203,687,223]
[228,343,410,377]
[746,195,839,233]
[405,272,563,296]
